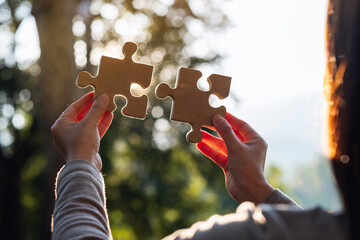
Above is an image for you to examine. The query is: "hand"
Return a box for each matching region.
[196,113,274,204]
[51,92,113,171]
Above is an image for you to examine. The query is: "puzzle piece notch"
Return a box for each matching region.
[76,42,154,119]
[207,74,231,99]
[156,67,231,143]
[122,42,137,62]
[155,68,202,99]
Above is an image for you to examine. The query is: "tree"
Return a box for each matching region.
[0,65,40,240]
[0,0,234,239]
[265,164,290,194]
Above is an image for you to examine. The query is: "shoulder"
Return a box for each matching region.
[164,202,347,240]
[240,202,348,240]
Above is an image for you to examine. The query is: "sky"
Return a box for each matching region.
[214,0,330,173]
[10,0,330,172]
[203,0,328,107]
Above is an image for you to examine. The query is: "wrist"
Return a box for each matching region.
[67,152,101,171]
[253,181,274,204]
[237,178,274,204]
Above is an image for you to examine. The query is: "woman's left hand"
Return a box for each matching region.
[51,92,113,171]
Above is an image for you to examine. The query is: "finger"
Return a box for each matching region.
[225,112,260,143]
[76,101,92,122]
[213,114,243,154]
[196,141,228,171]
[63,92,94,121]
[83,94,109,125]
[201,130,227,155]
[205,123,243,142]
[99,111,113,138]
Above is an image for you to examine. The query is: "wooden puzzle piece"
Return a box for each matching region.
[76,42,154,119]
[155,67,231,143]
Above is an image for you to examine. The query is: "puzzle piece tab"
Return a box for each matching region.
[155,67,231,143]
[76,42,154,119]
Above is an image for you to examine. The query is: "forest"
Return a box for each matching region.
[0,0,340,239]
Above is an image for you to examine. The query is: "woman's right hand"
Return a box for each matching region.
[197,113,274,204]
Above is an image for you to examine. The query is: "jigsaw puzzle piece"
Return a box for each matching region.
[76,42,154,119]
[120,44,153,119]
[76,56,121,112]
[207,74,231,99]
[122,42,137,60]
[77,62,117,111]
[119,41,153,91]
[77,71,94,88]
[121,94,148,119]
[156,67,231,143]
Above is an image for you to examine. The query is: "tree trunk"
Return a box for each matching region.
[32,0,78,238]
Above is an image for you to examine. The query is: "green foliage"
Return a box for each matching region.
[0,2,343,239]
[289,156,342,210]
[0,0,236,239]
[266,157,342,211]
[265,164,289,193]
[0,64,46,240]
[100,112,237,239]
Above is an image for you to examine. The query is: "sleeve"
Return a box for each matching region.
[162,202,255,240]
[163,190,302,240]
[52,160,112,240]
[162,202,303,240]
[263,189,302,209]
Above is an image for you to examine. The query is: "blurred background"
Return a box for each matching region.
[0,0,341,239]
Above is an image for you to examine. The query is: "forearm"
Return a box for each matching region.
[52,160,112,240]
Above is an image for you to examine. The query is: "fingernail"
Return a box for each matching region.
[96,94,108,105]
[212,114,223,125]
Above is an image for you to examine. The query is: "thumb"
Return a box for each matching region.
[83,94,109,125]
[213,114,242,154]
